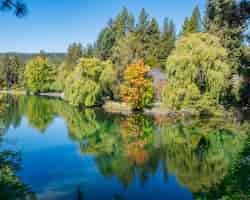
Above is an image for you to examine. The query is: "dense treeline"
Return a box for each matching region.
[0,0,249,113]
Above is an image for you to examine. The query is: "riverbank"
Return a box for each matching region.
[37,92,64,98]
[0,91,225,119]
[103,101,183,118]
[0,89,27,95]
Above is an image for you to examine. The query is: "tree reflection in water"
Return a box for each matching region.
[0,95,35,199]
[0,94,249,198]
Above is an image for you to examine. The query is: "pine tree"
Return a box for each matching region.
[181,6,201,36]
[190,6,202,32]
[64,43,83,70]
[136,8,150,33]
[204,0,250,104]
[114,7,134,38]
[96,24,116,60]
[159,18,176,69]
[145,18,161,67]
[181,17,192,36]
[205,0,246,70]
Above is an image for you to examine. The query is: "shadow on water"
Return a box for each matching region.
[0,94,249,199]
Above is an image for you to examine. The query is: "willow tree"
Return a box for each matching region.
[64,58,117,107]
[163,33,231,111]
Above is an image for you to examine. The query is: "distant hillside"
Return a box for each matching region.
[0,52,66,65]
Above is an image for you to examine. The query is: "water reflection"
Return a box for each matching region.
[0,95,35,199]
[0,94,249,199]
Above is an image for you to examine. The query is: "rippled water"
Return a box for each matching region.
[0,95,249,200]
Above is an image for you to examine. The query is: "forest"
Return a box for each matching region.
[0,0,249,115]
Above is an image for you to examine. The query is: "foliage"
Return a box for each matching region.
[0,151,35,199]
[0,0,27,17]
[25,56,56,94]
[0,54,24,89]
[120,60,153,110]
[163,33,231,111]
[181,6,201,36]
[97,7,176,70]
[158,18,176,69]
[63,43,83,70]
[64,58,117,107]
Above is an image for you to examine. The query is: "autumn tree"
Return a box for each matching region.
[120,60,153,110]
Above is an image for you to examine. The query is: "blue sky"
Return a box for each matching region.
[0,0,206,53]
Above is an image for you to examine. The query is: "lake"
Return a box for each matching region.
[0,95,249,200]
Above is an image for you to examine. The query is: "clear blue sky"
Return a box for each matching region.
[0,0,206,53]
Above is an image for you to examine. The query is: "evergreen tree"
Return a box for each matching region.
[83,43,95,58]
[190,6,202,32]
[134,9,154,65]
[181,6,201,36]
[145,18,161,67]
[136,8,150,32]
[204,0,250,104]
[9,55,21,87]
[181,17,192,36]
[96,24,116,60]
[204,0,246,70]
[159,18,176,69]
[114,7,134,38]
[64,43,83,70]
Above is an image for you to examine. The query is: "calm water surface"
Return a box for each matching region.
[0,95,249,200]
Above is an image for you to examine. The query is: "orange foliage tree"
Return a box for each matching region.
[120,60,153,110]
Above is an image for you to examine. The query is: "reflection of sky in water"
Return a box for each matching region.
[3,117,193,200]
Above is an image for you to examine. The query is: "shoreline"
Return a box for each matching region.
[1,91,226,119]
[0,90,27,95]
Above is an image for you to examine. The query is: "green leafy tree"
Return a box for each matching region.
[25,56,56,94]
[163,33,231,111]
[64,58,117,107]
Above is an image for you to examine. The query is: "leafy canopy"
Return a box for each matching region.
[64,58,117,107]
[163,33,231,110]
[25,56,55,94]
